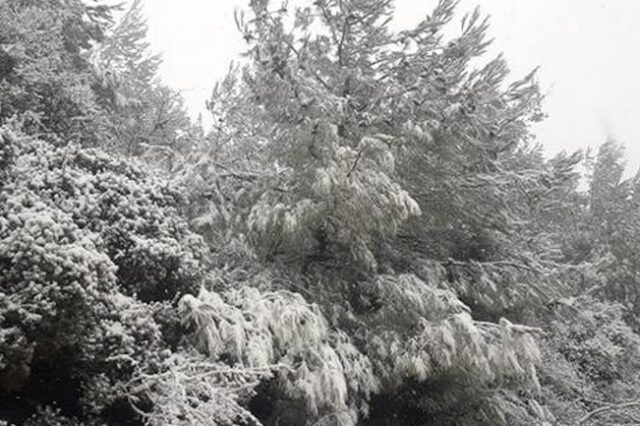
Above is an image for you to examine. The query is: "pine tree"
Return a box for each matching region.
[188,1,557,424]
[92,0,192,154]
[0,0,116,145]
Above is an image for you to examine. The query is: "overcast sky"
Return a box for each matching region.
[144,0,640,173]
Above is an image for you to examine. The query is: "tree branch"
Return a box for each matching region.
[579,393,640,425]
[337,19,350,66]
[347,145,366,177]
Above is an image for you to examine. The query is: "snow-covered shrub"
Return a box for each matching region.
[536,297,640,424]
[0,190,117,389]
[547,297,640,385]
[0,129,208,424]
[2,132,208,302]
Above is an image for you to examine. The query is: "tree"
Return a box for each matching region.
[0,0,116,145]
[0,0,192,154]
[91,0,193,154]
[566,139,640,318]
[185,0,556,424]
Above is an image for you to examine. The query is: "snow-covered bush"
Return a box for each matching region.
[2,131,209,302]
[0,129,208,424]
[535,297,640,425]
[547,297,640,385]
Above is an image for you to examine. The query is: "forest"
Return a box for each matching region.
[1,0,640,425]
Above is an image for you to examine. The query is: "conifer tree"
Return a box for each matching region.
[189,1,557,424]
[92,0,192,154]
[0,0,116,145]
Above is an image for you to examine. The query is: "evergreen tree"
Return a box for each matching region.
[187,1,557,424]
[0,0,116,145]
[92,0,192,154]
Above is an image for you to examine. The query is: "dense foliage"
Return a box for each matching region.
[3,0,640,425]
[0,129,207,424]
[0,0,113,145]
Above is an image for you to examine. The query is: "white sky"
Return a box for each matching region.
[144,0,640,174]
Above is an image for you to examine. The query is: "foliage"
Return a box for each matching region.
[169,0,566,424]
[548,297,640,385]
[0,0,115,145]
[539,296,640,425]
[177,281,378,423]
[0,0,194,154]
[0,128,208,425]
[91,0,193,154]
[228,0,545,269]
[126,351,271,426]
[4,0,640,425]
